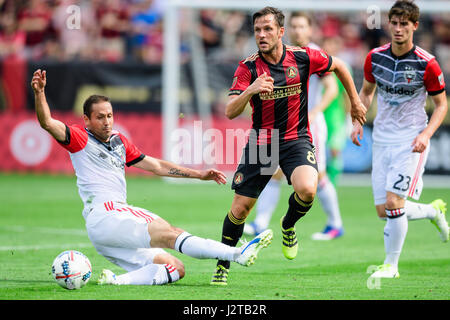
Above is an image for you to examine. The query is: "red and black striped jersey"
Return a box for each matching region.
[229,44,332,144]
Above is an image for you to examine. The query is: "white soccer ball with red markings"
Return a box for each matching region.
[51,250,92,290]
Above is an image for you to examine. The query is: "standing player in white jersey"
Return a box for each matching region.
[31,69,273,286]
[353,0,449,278]
[244,12,344,240]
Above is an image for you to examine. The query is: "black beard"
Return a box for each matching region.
[259,44,277,54]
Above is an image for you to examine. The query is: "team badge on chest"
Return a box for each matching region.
[286,66,298,79]
[403,65,416,83]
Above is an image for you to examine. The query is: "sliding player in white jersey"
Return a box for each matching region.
[353,0,448,278]
[244,12,344,240]
[31,69,273,286]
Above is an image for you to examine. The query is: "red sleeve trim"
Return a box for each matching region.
[423,58,445,94]
[364,52,376,83]
[118,132,144,166]
[58,124,88,153]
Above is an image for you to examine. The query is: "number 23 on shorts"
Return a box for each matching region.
[393,173,411,192]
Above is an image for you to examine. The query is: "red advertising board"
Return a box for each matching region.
[0,111,252,175]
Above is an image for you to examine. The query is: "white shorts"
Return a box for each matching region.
[310,112,327,173]
[85,201,167,272]
[371,143,430,205]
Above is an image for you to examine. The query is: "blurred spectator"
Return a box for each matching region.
[95,0,129,62]
[128,0,163,63]
[51,0,97,61]
[17,0,53,60]
[199,10,223,55]
[0,0,445,70]
[0,12,26,59]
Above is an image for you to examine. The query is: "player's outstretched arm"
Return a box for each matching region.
[132,156,227,185]
[329,57,367,126]
[412,91,448,153]
[351,79,376,147]
[32,69,66,141]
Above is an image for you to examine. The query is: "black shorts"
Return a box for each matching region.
[231,139,318,198]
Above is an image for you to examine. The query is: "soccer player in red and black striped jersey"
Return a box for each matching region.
[211,7,367,285]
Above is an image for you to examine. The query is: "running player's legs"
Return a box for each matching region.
[370,143,438,278]
[310,114,343,236]
[277,140,318,259]
[212,143,277,284]
[310,114,327,175]
[244,167,284,235]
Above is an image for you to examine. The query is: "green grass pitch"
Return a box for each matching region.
[0,173,448,300]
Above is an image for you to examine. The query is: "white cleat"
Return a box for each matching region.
[236,229,273,267]
[370,264,400,279]
[430,199,449,243]
[97,269,118,285]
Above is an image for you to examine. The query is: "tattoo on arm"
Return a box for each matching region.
[168,168,190,177]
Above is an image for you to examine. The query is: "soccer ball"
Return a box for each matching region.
[51,250,92,290]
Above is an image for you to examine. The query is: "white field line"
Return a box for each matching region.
[0,243,92,251]
[0,225,87,236]
[0,225,90,251]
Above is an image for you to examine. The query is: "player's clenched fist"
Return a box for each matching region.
[31,69,46,93]
[248,72,274,95]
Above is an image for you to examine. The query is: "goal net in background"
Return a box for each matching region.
[162,0,450,177]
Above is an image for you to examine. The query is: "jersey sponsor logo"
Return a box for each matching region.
[285,66,298,79]
[404,66,416,83]
[259,83,302,100]
[377,82,416,96]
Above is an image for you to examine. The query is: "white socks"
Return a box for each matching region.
[115,263,180,285]
[405,200,437,220]
[383,208,408,268]
[317,176,343,229]
[254,179,281,230]
[174,232,240,262]
[380,201,437,269]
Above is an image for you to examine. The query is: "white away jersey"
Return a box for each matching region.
[364,43,445,145]
[57,124,144,210]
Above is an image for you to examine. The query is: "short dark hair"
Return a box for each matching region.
[388,0,420,23]
[83,95,110,118]
[290,12,313,26]
[253,6,285,28]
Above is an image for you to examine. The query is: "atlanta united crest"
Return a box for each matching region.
[286,66,298,79]
[234,172,244,185]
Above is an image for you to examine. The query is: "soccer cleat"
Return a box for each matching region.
[210,265,229,286]
[235,229,273,267]
[97,269,118,285]
[369,264,400,279]
[311,225,344,240]
[280,216,298,260]
[430,199,449,242]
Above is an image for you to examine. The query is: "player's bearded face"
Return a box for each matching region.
[254,15,284,54]
[84,102,114,142]
[389,16,418,45]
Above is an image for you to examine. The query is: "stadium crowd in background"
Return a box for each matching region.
[0,0,448,73]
